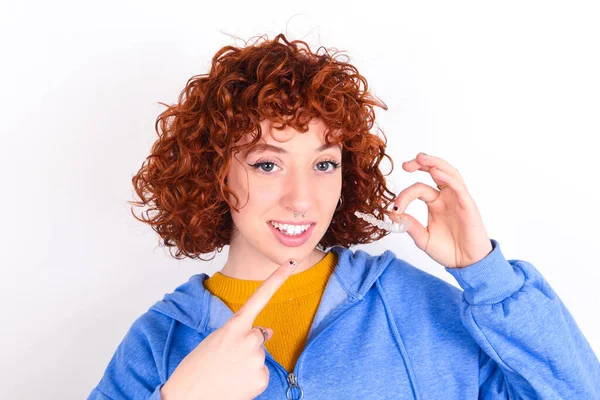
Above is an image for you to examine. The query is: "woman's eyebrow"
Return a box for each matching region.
[244,143,340,157]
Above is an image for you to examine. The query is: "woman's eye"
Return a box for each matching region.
[257,161,278,173]
[316,161,340,172]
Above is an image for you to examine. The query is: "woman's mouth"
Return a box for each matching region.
[268,221,316,247]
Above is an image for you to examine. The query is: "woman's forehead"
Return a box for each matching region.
[239,118,340,146]
[239,133,342,159]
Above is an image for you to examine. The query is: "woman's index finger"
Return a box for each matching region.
[232,259,297,328]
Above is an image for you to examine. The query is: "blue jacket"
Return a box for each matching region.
[89,239,600,399]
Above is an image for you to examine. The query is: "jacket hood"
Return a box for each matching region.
[149,245,398,337]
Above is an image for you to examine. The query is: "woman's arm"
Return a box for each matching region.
[87,311,169,399]
[445,240,600,398]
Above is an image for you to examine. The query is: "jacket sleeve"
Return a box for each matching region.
[88,385,164,400]
[445,239,600,399]
[88,311,169,400]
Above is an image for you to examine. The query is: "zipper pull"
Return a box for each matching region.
[286,372,304,400]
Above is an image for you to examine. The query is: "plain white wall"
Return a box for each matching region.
[2,0,599,398]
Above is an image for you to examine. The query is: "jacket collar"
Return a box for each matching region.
[150,245,398,339]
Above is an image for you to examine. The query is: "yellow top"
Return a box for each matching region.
[203,251,339,372]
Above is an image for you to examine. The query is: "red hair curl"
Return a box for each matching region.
[129,33,398,260]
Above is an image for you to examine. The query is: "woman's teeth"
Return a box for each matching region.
[270,221,311,236]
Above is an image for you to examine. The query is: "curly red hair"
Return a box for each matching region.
[129,33,398,260]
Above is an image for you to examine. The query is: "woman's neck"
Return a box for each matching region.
[220,246,327,281]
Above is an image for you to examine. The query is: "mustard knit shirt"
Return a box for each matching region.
[203,251,339,372]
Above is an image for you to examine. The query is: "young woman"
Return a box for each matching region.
[89,34,600,399]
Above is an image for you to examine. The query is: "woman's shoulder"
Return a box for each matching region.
[336,245,462,300]
[381,255,462,298]
[356,247,464,316]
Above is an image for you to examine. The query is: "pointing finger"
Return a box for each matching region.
[232,259,298,329]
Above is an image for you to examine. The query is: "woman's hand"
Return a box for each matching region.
[160,259,299,400]
[385,152,493,269]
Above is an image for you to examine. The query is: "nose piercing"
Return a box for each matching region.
[293,212,306,219]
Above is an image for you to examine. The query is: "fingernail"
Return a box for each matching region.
[289,260,297,269]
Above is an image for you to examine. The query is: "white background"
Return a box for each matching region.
[1,0,599,398]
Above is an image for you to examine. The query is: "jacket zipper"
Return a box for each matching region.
[286,372,303,400]
[264,297,361,399]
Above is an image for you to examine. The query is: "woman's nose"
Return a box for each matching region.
[285,169,314,210]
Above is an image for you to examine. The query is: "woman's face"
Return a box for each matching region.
[225,118,343,263]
